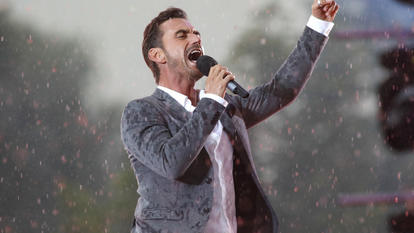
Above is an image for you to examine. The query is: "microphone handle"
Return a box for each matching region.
[227,81,249,98]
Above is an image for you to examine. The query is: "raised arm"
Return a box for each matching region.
[228,0,339,129]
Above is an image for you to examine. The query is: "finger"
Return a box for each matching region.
[326,3,338,16]
[320,0,335,10]
[217,69,227,80]
[222,74,235,84]
[322,2,334,10]
[327,0,334,5]
[326,4,334,13]
[222,66,229,75]
[318,0,332,7]
[330,4,338,13]
[329,5,339,18]
[325,3,336,13]
[333,4,340,14]
[208,65,217,76]
[210,64,222,77]
[219,67,230,79]
[328,1,336,10]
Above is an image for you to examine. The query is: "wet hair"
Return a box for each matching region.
[142,7,187,83]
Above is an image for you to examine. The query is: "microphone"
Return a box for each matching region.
[196,55,249,98]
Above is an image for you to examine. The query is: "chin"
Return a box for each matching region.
[190,72,203,82]
[187,68,203,81]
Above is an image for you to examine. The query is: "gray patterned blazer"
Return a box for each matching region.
[121,26,328,233]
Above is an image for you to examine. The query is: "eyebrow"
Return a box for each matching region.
[175,29,188,35]
[175,29,201,36]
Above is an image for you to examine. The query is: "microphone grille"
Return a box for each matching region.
[196,55,217,76]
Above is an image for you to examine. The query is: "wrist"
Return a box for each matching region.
[200,90,228,107]
[307,15,334,37]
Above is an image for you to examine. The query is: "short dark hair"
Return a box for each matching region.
[142,7,187,83]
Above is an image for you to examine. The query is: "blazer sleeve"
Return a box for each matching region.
[120,97,225,180]
[227,26,329,129]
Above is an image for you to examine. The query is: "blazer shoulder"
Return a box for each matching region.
[121,96,166,126]
[123,95,164,114]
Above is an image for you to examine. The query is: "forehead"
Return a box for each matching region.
[160,18,195,35]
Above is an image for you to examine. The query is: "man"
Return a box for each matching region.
[121,1,339,232]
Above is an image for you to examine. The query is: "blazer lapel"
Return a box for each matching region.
[220,103,237,142]
[221,102,257,176]
[151,88,192,123]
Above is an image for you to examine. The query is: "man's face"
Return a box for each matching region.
[159,18,204,81]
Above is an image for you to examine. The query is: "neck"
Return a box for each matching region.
[158,75,199,106]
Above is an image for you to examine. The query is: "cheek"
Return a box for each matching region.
[170,48,184,58]
[165,43,185,57]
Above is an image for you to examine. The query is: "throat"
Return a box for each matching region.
[189,89,199,107]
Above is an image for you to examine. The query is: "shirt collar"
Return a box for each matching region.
[157,85,192,108]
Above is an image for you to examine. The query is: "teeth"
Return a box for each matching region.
[188,49,202,61]
[191,50,200,55]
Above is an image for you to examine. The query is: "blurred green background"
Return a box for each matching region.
[1,0,414,232]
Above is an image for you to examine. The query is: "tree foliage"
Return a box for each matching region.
[0,9,135,233]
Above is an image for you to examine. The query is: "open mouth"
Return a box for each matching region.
[187,48,203,63]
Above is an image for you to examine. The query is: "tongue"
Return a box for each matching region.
[189,53,199,62]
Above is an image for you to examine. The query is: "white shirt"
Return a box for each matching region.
[156,16,334,233]
[157,86,237,233]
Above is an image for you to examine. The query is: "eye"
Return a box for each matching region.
[176,32,186,39]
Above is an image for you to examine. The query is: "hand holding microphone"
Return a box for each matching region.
[197,55,249,98]
[204,64,234,98]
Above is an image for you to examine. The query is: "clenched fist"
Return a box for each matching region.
[312,0,339,22]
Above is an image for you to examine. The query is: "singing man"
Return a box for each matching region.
[121,1,339,232]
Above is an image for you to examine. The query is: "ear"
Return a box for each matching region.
[148,48,166,64]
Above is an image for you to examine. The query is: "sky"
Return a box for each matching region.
[3,0,413,110]
[4,0,267,109]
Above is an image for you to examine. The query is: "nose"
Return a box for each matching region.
[189,32,201,45]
